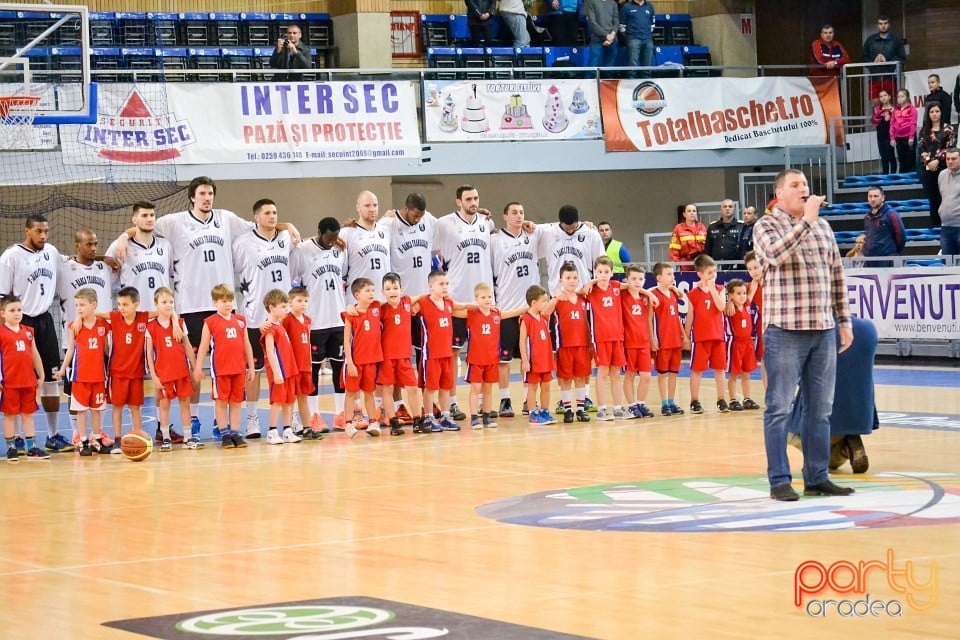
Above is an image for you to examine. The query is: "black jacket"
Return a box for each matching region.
[269,41,313,79]
[925,88,953,126]
[861,32,906,74]
[705,218,744,263]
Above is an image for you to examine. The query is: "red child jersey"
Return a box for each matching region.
[751,282,763,326]
[0,324,38,387]
[687,284,725,342]
[521,311,555,373]
[341,306,383,366]
[108,311,148,378]
[553,297,590,349]
[147,317,190,382]
[621,291,652,349]
[725,305,758,342]
[417,296,453,360]
[380,296,414,360]
[260,322,299,384]
[204,313,249,377]
[586,284,624,344]
[282,313,313,373]
[466,308,501,366]
[651,288,683,349]
[70,318,110,382]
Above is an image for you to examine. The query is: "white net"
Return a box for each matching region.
[0,94,40,149]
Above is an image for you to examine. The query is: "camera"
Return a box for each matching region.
[283,37,290,46]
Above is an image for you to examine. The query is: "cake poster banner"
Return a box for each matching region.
[600,76,841,151]
[423,79,602,142]
[845,267,960,340]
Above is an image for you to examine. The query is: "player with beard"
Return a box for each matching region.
[105,201,172,312]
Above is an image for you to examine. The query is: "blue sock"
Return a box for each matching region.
[5,437,15,449]
[25,437,35,450]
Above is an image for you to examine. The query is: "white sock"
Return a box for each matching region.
[561,389,573,405]
[500,387,510,400]
[69,412,78,435]
[246,400,258,419]
[334,393,345,414]
[374,396,383,408]
[190,403,199,417]
[575,387,587,403]
[46,411,59,437]
[307,395,319,414]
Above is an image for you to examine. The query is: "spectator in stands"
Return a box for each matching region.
[620,0,655,77]
[890,89,917,175]
[548,0,584,47]
[861,15,906,99]
[925,74,952,126]
[465,0,497,46]
[862,186,905,266]
[811,24,849,76]
[598,221,631,281]
[938,148,960,256]
[738,206,757,257]
[872,89,897,174]
[500,0,531,48]
[704,199,743,267]
[845,234,866,267]
[668,203,706,271]
[918,103,955,227]
[585,0,620,67]
[270,24,312,80]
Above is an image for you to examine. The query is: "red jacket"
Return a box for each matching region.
[669,221,707,269]
[811,39,850,75]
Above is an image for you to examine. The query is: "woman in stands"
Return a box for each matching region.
[668,203,707,271]
[872,90,896,174]
[889,89,916,176]
[918,103,955,227]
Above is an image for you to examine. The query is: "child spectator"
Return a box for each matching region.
[553,263,592,423]
[585,256,627,420]
[416,270,463,433]
[377,273,424,435]
[261,289,302,444]
[649,262,686,415]
[890,89,917,174]
[107,287,152,449]
[724,279,760,411]
[1,296,48,461]
[872,89,896,173]
[668,203,707,271]
[283,286,323,439]
[520,285,557,425]
[621,265,657,419]
[684,254,730,414]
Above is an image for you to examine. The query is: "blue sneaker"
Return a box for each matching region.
[14,436,26,456]
[191,416,202,439]
[439,417,461,431]
[528,409,548,424]
[211,419,221,440]
[427,417,444,433]
[584,397,597,413]
[45,433,76,453]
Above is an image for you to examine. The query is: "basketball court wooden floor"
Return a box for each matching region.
[1,363,957,639]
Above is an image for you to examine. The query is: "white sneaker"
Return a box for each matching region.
[596,408,614,421]
[345,423,358,438]
[245,414,262,439]
[291,412,303,432]
[321,365,333,375]
[282,427,302,443]
[367,422,381,437]
[265,429,284,445]
[613,407,627,420]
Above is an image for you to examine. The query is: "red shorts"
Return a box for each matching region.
[465,362,498,384]
[212,373,245,403]
[378,357,417,388]
[623,346,652,374]
[269,378,297,405]
[344,362,378,393]
[556,345,592,380]
[755,335,764,360]
[593,340,626,368]
[524,370,554,384]
[158,375,194,400]
[0,386,38,415]
[70,380,107,411]
[654,347,682,374]
[691,339,727,372]
[295,370,315,396]
[420,356,454,391]
[728,340,759,375]
[109,377,144,407]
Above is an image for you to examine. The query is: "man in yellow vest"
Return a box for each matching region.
[598,221,631,281]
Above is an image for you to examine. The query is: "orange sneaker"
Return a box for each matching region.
[98,431,115,447]
[375,407,386,424]
[333,412,346,431]
[309,413,330,434]
[395,404,414,426]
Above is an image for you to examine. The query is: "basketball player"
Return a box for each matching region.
[433,185,494,420]
[533,204,605,294]
[340,191,391,299]
[378,193,435,297]
[232,198,292,438]
[105,201,172,312]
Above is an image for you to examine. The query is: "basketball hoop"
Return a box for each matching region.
[0,95,42,150]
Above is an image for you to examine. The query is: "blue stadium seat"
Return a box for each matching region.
[660,14,693,45]
[486,46,516,78]
[458,47,487,79]
[148,12,181,46]
[221,47,256,81]
[654,45,684,65]
[89,12,117,47]
[304,13,334,47]
[212,13,241,46]
[181,12,211,46]
[516,46,546,78]
[450,15,470,44]
[241,12,273,46]
[421,14,451,47]
[91,46,122,82]
[117,12,149,46]
[189,46,221,81]
[122,46,161,82]
[156,47,190,81]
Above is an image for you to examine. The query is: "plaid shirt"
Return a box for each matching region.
[752,206,851,332]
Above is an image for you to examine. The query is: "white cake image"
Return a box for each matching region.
[569,86,589,114]
[439,94,459,132]
[500,93,534,130]
[542,84,569,133]
[461,84,489,134]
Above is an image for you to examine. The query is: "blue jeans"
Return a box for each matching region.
[940,226,960,255]
[589,40,619,68]
[627,38,654,77]
[763,326,836,488]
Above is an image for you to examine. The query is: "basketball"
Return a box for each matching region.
[120,432,153,462]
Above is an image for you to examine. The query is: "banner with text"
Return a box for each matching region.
[61,82,421,164]
[423,79,602,142]
[845,268,960,340]
[600,76,840,151]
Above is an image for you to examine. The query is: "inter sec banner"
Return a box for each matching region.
[845,268,960,340]
[62,81,421,164]
[600,76,841,151]
[423,79,602,142]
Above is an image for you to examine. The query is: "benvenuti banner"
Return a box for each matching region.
[600,76,841,151]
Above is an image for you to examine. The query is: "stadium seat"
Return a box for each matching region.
[661,14,693,45]
[221,47,256,81]
[118,12,149,47]
[486,47,516,79]
[426,46,458,80]
[212,13,241,46]
[450,15,470,44]
[189,46,221,82]
[182,13,212,47]
[304,13,334,47]
[517,46,546,79]
[421,14,451,47]
[458,47,487,79]
[654,45,684,66]
[122,46,161,82]
[241,12,274,46]
[149,12,181,46]
[89,12,117,47]
[156,47,190,82]
[682,45,713,77]
[91,46,122,82]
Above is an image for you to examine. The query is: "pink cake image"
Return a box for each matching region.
[500,93,534,130]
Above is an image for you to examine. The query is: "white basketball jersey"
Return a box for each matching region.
[491,228,541,309]
[0,242,60,317]
[155,209,252,314]
[538,223,605,293]
[105,235,172,312]
[232,229,292,325]
[339,222,391,299]
[57,258,116,347]
[434,212,494,303]
[377,212,436,297]
[290,238,348,330]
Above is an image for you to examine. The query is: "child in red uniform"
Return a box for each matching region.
[1,296,48,461]
[744,251,766,391]
[377,273,424,436]
[55,288,111,456]
[416,271,463,433]
[193,284,255,446]
[342,278,383,437]
[724,278,761,412]
[283,286,323,439]
[521,285,557,425]
[146,287,204,450]
[105,287,151,450]
[650,262,686,416]
[553,263,591,424]
[261,289,301,444]
[621,265,657,419]
[684,254,730,414]
[584,256,626,421]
